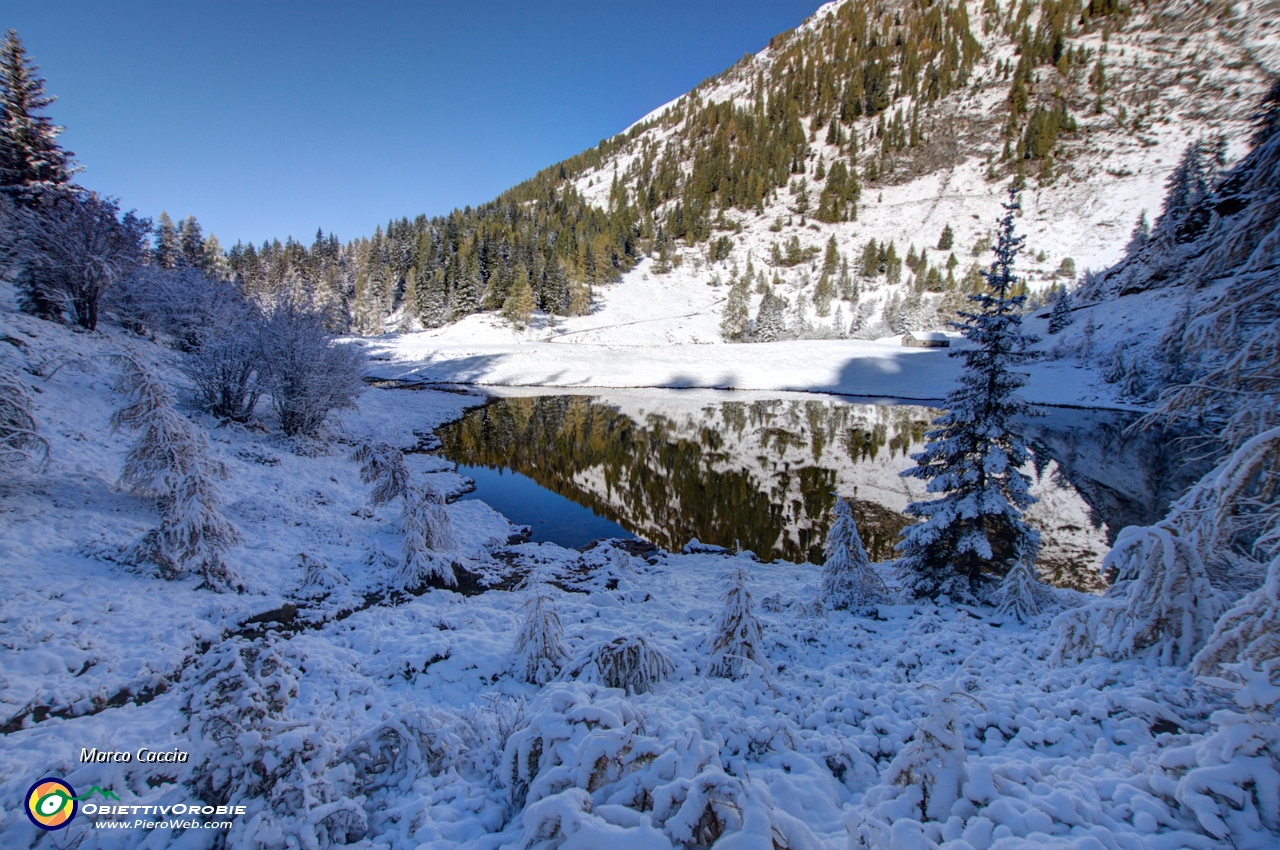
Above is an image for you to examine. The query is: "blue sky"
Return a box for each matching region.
[1,1,825,247]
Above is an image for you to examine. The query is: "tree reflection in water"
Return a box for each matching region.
[436,393,1199,591]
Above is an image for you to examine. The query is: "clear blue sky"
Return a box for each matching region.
[0,1,825,247]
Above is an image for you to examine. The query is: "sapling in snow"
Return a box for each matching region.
[111,354,241,590]
[819,495,885,610]
[993,559,1042,623]
[851,677,971,845]
[708,562,767,679]
[513,583,568,685]
[352,442,457,588]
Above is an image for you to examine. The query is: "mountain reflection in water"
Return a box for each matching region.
[435,392,1201,591]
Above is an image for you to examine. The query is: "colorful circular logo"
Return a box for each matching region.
[25,778,77,830]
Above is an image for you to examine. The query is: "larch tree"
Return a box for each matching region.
[894,187,1040,603]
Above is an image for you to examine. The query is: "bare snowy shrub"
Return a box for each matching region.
[708,562,767,679]
[255,293,364,437]
[565,635,675,694]
[1194,553,1280,682]
[111,354,241,589]
[185,638,364,848]
[851,678,970,843]
[513,583,568,685]
[0,363,47,475]
[185,329,264,422]
[993,559,1042,623]
[1156,662,1280,845]
[108,265,249,349]
[819,496,886,610]
[0,189,148,329]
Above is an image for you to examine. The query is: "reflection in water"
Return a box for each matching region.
[436,392,1198,591]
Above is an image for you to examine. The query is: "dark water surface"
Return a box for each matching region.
[436,392,1202,589]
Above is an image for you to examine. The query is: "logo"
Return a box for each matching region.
[25,779,118,831]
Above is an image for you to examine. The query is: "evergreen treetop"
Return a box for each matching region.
[0,30,75,203]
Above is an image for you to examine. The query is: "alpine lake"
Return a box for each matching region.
[433,389,1204,592]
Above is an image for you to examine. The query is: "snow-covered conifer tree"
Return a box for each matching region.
[752,287,787,342]
[513,582,568,685]
[0,362,47,476]
[719,275,750,341]
[894,188,1040,602]
[0,30,76,202]
[1047,284,1073,334]
[1124,210,1150,255]
[819,496,885,610]
[708,563,766,679]
[111,354,241,589]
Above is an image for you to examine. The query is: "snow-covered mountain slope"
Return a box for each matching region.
[365,0,1276,404]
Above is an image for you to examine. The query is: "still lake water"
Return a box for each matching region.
[437,390,1202,590]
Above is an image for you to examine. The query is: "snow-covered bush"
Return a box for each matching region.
[0,361,47,475]
[255,293,364,437]
[565,635,675,695]
[820,496,886,610]
[513,583,568,686]
[340,710,465,795]
[352,441,457,588]
[185,638,364,849]
[111,354,241,589]
[297,553,349,598]
[708,562,767,679]
[850,678,970,844]
[0,189,149,329]
[1052,524,1226,666]
[186,327,264,422]
[1155,663,1280,847]
[1054,428,1280,666]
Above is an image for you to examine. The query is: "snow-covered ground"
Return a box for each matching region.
[362,277,1155,411]
[1,289,1272,850]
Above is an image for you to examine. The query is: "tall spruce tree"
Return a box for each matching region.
[0,30,75,203]
[894,187,1040,602]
